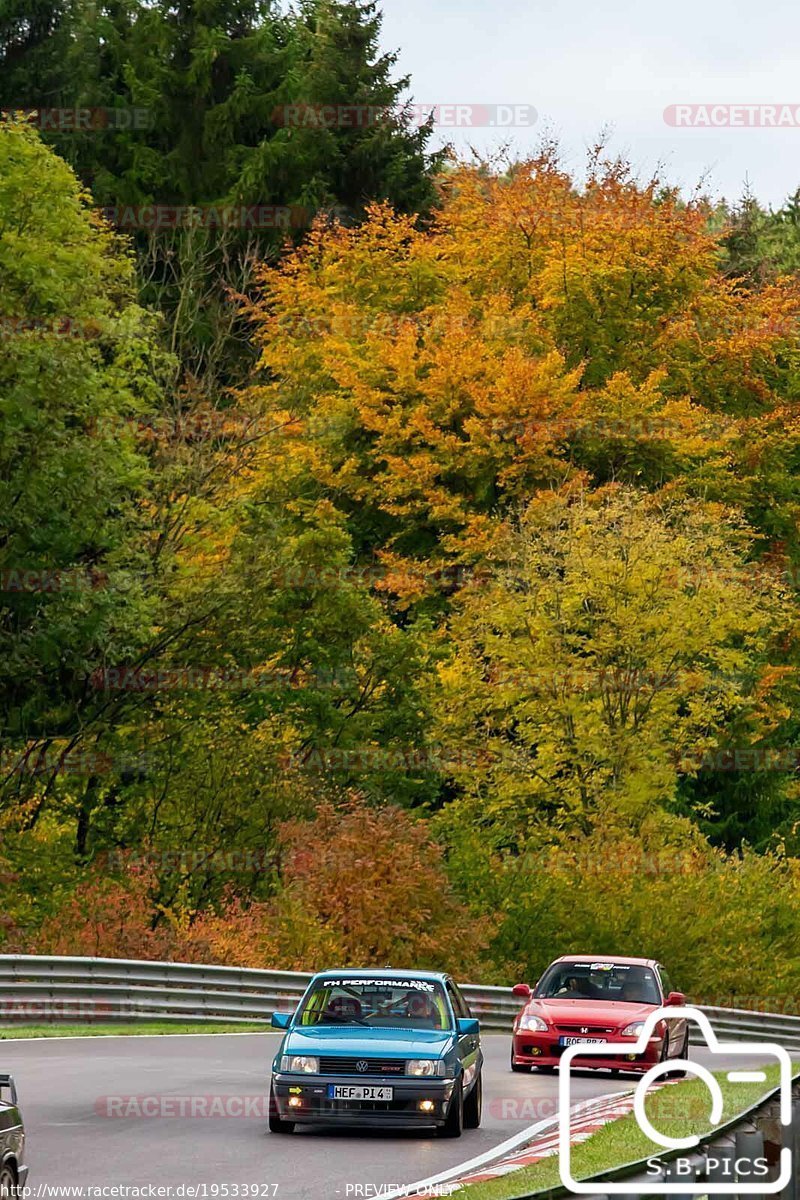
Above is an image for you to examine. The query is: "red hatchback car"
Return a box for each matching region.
[511,955,689,1075]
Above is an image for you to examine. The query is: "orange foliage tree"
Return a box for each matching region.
[243,150,800,602]
[184,801,493,974]
[35,802,494,978]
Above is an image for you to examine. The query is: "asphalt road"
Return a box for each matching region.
[1,1032,773,1198]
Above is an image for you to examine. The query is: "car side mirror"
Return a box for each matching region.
[665,991,686,1007]
[512,983,531,999]
[271,1011,291,1029]
[457,1017,480,1036]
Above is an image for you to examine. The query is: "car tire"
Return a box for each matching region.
[268,1085,295,1134]
[511,1050,531,1073]
[658,1029,676,1077]
[463,1071,482,1129]
[438,1082,464,1137]
[0,1163,17,1200]
[669,1029,690,1078]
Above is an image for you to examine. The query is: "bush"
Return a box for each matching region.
[457,814,800,1007]
[33,800,495,980]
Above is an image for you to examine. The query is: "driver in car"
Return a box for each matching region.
[324,994,363,1022]
[555,975,591,997]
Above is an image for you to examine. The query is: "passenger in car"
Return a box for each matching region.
[406,993,442,1027]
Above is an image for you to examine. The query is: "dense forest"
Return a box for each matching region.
[3,0,800,1006]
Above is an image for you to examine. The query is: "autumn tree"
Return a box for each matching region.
[245,151,800,605]
[36,800,493,978]
[433,488,794,844]
[0,122,168,812]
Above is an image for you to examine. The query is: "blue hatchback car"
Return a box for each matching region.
[269,968,483,1136]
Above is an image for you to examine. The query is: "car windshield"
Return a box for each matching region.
[535,962,661,1005]
[296,977,452,1029]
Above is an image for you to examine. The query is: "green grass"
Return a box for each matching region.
[0,1021,272,1039]
[460,1063,790,1200]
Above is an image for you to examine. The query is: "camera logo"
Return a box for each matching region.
[558,1006,792,1194]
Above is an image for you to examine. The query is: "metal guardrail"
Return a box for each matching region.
[518,1073,800,1199]
[1,957,800,1049]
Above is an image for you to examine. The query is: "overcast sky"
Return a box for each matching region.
[379,0,799,208]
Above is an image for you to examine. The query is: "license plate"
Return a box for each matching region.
[327,1084,394,1101]
[559,1036,607,1046]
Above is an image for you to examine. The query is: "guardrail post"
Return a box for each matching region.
[736,1129,766,1200]
[780,1100,800,1200]
[660,1157,700,1198]
[706,1138,737,1187]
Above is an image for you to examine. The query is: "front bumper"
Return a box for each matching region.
[271,1072,456,1127]
[512,1032,663,1073]
[17,1164,29,1186]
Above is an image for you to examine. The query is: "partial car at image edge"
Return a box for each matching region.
[0,1073,28,1198]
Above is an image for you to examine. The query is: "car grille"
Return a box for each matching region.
[318,1057,407,1076]
[554,1023,615,1035]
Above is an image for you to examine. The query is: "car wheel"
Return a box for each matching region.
[658,1030,675,1077]
[268,1084,295,1134]
[463,1071,482,1129]
[669,1029,690,1078]
[511,1049,531,1073]
[438,1082,464,1138]
[0,1163,16,1199]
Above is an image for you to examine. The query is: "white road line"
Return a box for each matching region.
[378,1089,631,1200]
[378,1116,561,1200]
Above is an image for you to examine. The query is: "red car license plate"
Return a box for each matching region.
[559,1036,607,1046]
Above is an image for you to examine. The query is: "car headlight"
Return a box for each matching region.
[406,1059,447,1077]
[620,1021,645,1038]
[280,1055,319,1073]
[518,1014,548,1032]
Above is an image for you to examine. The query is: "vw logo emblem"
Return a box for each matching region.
[356,1060,369,1073]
